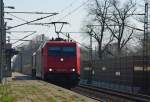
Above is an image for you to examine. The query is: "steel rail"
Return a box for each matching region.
[78,84,150,102]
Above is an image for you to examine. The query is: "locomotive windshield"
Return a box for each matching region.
[48,46,76,56]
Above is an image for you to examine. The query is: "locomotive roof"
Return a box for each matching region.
[36,40,77,52]
[46,41,76,44]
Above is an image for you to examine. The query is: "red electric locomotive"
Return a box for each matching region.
[32,38,80,87]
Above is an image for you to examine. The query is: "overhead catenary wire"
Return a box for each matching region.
[12,31,36,44]
[46,0,91,49]
[24,0,82,26]
[5,13,57,46]
[7,13,28,22]
[28,0,90,27]
[7,13,50,27]
[7,32,20,39]
[25,0,91,49]
[5,12,58,15]
[27,0,79,26]
[6,13,58,30]
[14,42,24,48]
[59,0,79,13]
[60,32,90,49]
[6,31,36,43]
[61,31,93,46]
[47,0,80,23]
[7,39,31,41]
[7,31,36,33]
[10,0,90,49]
[10,0,141,49]
[5,0,84,29]
[58,0,90,21]
[87,24,144,31]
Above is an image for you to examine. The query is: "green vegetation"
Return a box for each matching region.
[0,84,13,102]
[48,96,56,102]
[1,95,13,102]
[70,95,79,100]
[31,85,38,90]
[80,98,85,102]
[0,85,3,94]
[0,78,91,102]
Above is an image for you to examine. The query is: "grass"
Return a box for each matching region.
[0,78,90,102]
[0,85,3,94]
[70,95,79,100]
[48,96,56,102]
[0,84,14,102]
[1,95,13,102]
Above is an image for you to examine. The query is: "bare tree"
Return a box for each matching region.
[86,26,114,59]
[107,0,136,56]
[82,0,137,58]
[83,0,114,59]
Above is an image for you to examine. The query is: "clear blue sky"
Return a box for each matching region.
[4,0,89,46]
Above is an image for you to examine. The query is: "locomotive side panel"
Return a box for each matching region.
[35,49,42,78]
[32,53,36,77]
[76,43,80,75]
[42,47,47,78]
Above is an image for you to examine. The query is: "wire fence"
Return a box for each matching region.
[80,56,150,94]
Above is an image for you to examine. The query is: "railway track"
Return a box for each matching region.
[72,84,150,102]
[71,86,106,102]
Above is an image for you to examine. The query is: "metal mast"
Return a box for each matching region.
[142,1,149,92]
[0,0,5,83]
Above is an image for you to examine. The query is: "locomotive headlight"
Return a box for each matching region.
[72,68,75,72]
[49,68,53,72]
[60,58,64,62]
